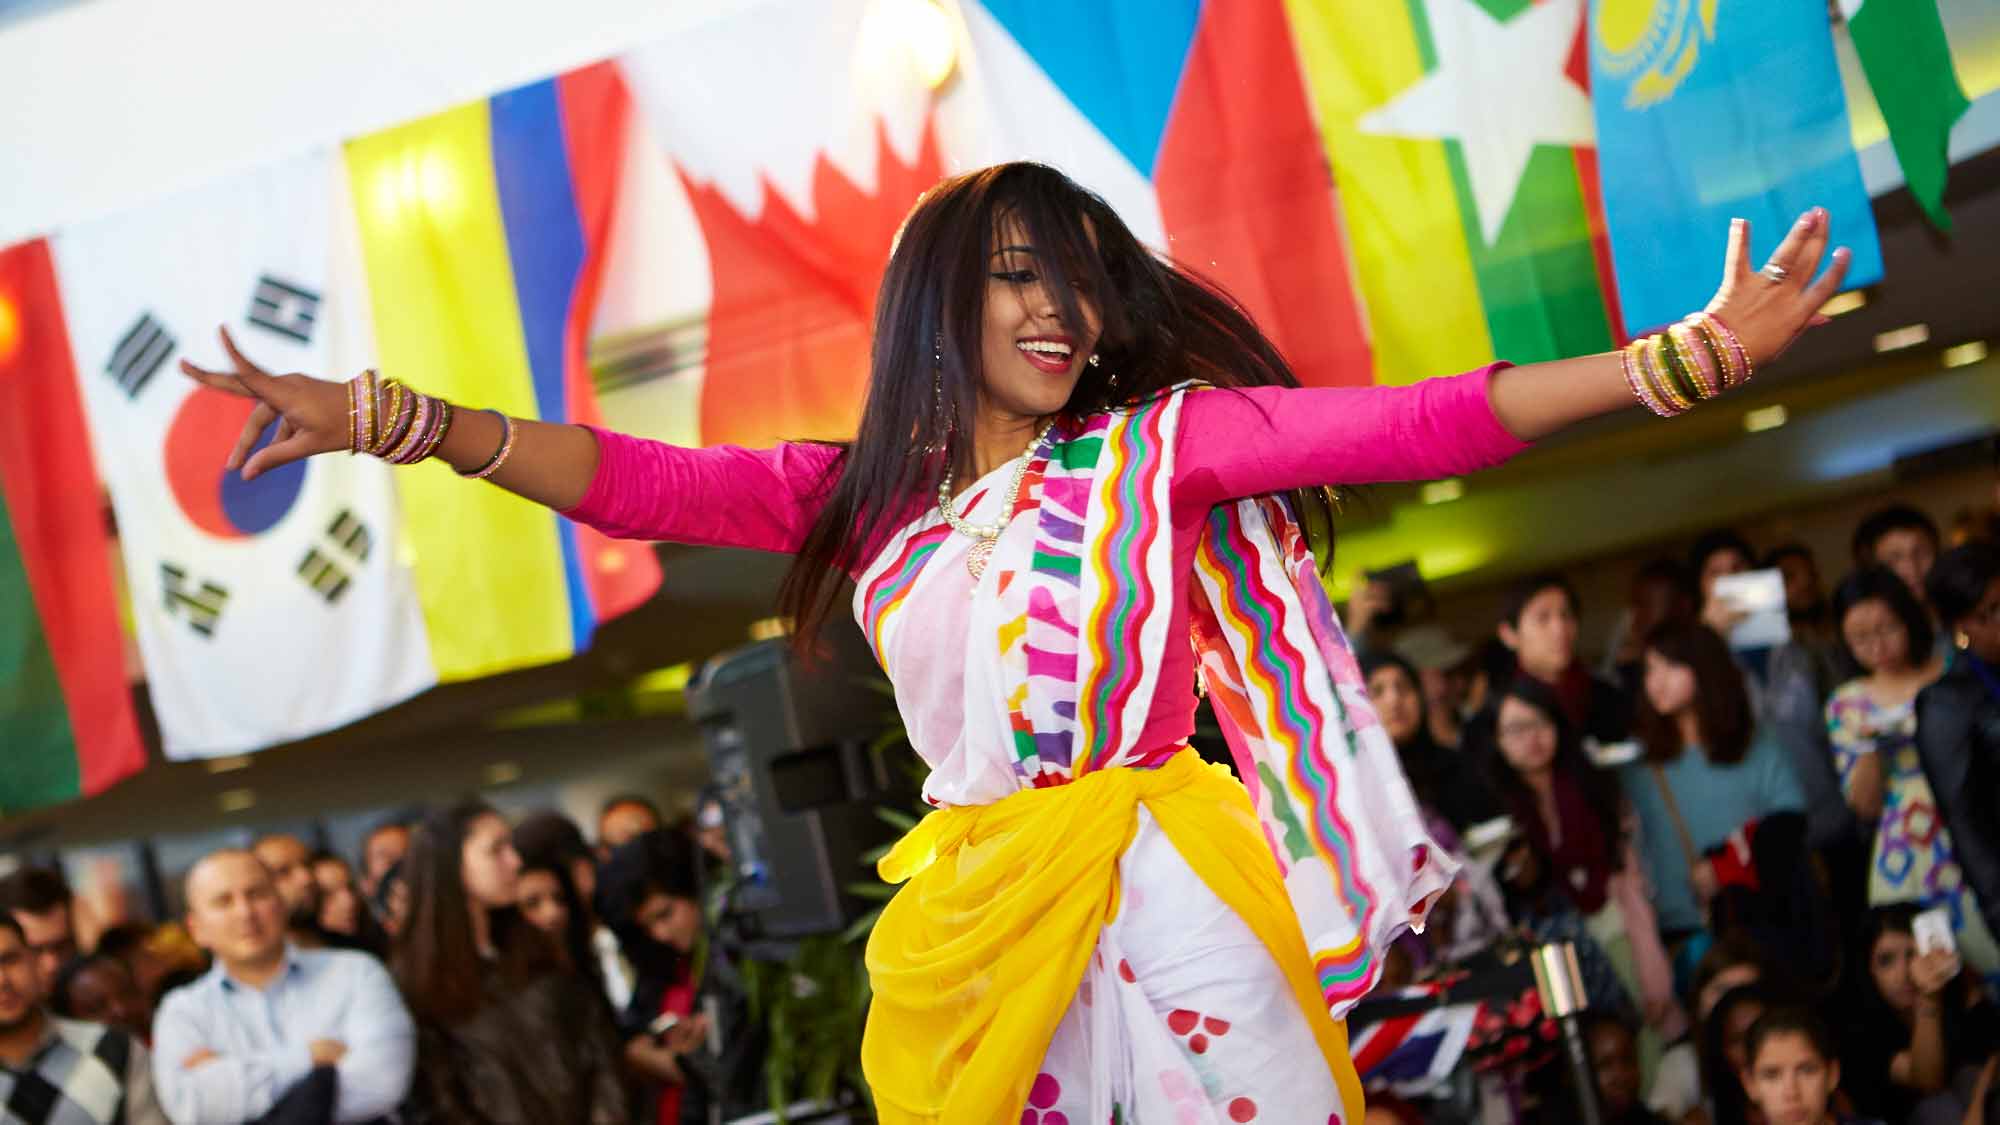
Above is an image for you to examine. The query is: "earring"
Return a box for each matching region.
[1087,353,1101,367]
[924,368,951,454]
[931,330,946,420]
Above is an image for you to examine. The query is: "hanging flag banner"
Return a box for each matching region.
[607,0,1371,449]
[346,63,661,681]
[1588,0,1885,333]
[964,0,1371,390]
[51,152,437,758]
[8,0,1989,776]
[1287,0,1625,385]
[0,238,148,808]
[1842,0,1972,232]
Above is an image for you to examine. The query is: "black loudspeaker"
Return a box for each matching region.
[687,628,902,939]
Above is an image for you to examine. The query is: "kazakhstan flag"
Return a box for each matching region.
[1588,0,1884,333]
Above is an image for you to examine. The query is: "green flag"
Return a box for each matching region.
[1846,0,1973,231]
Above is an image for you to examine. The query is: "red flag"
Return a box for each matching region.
[0,238,146,810]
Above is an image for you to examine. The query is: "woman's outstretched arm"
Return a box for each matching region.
[179,333,838,552]
[1487,208,1849,442]
[179,333,603,509]
[1176,209,1851,506]
[431,410,600,510]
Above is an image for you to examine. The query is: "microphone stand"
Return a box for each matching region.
[1531,942,1604,1125]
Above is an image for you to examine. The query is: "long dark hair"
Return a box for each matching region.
[1929,540,2000,631]
[1358,651,1435,754]
[508,840,600,996]
[1701,982,1775,1125]
[392,800,554,1025]
[1481,675,1624,852]
[777,162,1338,642]
[1852,903,1975,1019]
[1636,622,1754,765]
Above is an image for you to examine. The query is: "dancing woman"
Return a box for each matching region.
[184,163,1847,1124]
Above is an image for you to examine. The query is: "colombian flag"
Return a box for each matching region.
[346,62,661,683]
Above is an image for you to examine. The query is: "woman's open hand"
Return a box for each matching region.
[179,325,351,480]
[1703,209,1853,369]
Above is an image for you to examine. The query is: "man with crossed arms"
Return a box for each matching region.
[151,850,412,1124]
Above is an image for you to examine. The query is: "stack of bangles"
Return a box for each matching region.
[346,368,517,480]
[1622,311,1754,419]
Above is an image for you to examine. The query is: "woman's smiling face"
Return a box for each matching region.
[975,217,1101,424]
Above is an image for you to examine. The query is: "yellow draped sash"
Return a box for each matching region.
[862,749,1366,1123]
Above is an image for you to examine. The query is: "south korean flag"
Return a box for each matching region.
[53,149,435,757]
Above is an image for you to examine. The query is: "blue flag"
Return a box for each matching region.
[1588,0,1884,333]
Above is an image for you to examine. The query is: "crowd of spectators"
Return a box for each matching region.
[1351,502,2000,1124]
[0,788,733,1124]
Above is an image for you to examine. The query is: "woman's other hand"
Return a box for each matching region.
[180,325,351,480]
[1702,210,1852,369]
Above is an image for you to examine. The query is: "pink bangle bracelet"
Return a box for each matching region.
[459,410,517,480]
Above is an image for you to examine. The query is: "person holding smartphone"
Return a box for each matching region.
[595,829,715,1125]
[1840,905,1998,1125]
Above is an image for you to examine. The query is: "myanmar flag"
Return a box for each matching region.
[0,239,147,811]
[1285,0,1621,386]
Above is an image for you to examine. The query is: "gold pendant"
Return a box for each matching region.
[965,538,993,579]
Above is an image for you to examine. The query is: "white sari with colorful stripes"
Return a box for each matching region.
[853,387,1450,1123]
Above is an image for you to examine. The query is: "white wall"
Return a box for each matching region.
[0,0,768,246]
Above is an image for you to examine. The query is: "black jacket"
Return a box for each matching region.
[1915,656,2000,942]
[1764,641,1861,849]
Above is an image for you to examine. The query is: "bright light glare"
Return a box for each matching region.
[901,0,958,89]
[1743,404,1788,433]
[1420,479,1465,505]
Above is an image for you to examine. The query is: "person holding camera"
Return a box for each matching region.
[595,830,716,1125]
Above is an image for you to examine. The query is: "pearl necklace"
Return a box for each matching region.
[936,419,1057,579]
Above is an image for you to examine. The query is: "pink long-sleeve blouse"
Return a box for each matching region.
[564,367,1527,764]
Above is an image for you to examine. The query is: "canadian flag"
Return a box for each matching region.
[597,0,1367,452]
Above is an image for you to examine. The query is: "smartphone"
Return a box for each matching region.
[1462,815,1517,861]
[1364,560,1431,628]
[1711,568,1791,650]
[1914,906,1957,957]
[1586,738,1642,768]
